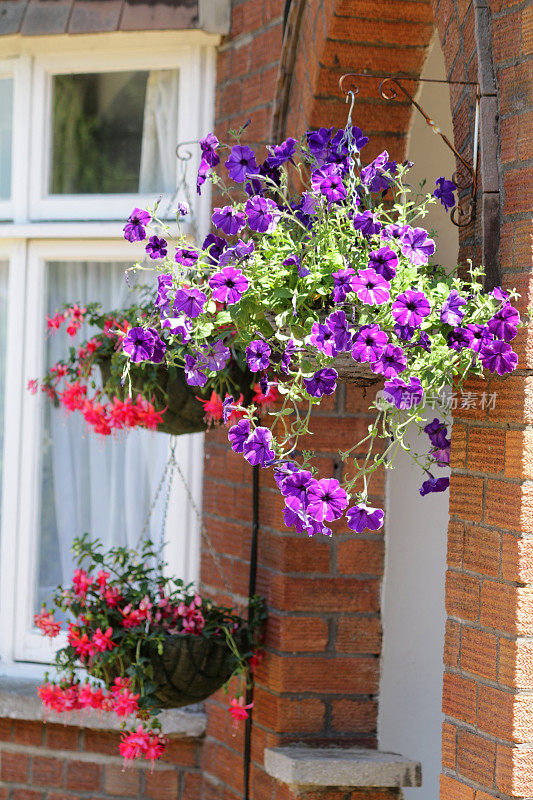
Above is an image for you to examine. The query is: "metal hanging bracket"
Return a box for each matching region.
[338,73,480,229]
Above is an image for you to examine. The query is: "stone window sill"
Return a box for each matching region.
[264,745,422,789]
[0,676,206,738]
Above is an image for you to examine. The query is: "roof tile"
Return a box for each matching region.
[21,0,73,35]
[0,0,30,35]
[68,0,123,33]
[119,0,197,32]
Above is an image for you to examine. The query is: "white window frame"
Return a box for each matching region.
[0,31,216,672]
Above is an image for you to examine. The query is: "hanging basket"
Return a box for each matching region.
[99,626,250,709]
[98,357,254,436]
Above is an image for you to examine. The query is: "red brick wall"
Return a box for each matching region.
[0,719,202,800]
[203,1,533,800]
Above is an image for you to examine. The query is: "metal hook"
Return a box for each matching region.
[345,89,356,128]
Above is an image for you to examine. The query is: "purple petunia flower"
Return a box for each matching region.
[200,132,220,167]
[145,236,167,259]
[123,208,151,242]
[201,340,231,371]
[400,227,436,266]
[304,367,338,398]
[202,234,227,265]
[209,266,249,305]
[266,137,297,168]
[306,127,333,162]
[353,210,382,238]
[196,158,210,195]
[281,469,315,507]
[352,325,388,363]
[243,427,276,468]
[331,268,355,303]
[348,125,369,151]
[393,323,415,342]
[487,303,520,342]
[160,312,192,342]
[381,223,409,243]
[228,419,251,453]
[420,476,450,496]
[246,339,271,372]
[434,177,457,211]
[493,287,509,302]
[350,268,390,306]
[184,353,207,386]
[368,246,398,281]
[211,206,246,236]
[464,323,493,353]
[325,310,353,352]
[308,322,338,357]
[360,150,396,193]
[281,339,297,374]
[123,326,165,363]
[431,444,451,467]
[424,418,450,449]
[225,145,258,183]
[372,344,407,378]
[416,330,432,352]
[222,395,234,424]
[392,290,431,327]
[311,164,347,204]
[245,196,280,233]
[346,504,384,533]
[441,289,467,326]
[480,339,518,375]
[383,377,424,410]
[177,201,190,217]
[447,328,471,351]
[173,287,207,319]
[301,192,320,215]
[306,478,348,522]
[175,248,199,267]
[155,273,173,309]
[218,239,254,267]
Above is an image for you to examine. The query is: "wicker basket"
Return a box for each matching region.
[98,357,254,436]
[99,627,250,709]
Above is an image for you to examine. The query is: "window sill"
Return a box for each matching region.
[0,676,206,738]
[264,745,422,789]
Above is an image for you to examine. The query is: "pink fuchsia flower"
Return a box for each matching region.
[67,625,94,660]
[144,733,166,765]
[113,687,140,717]
[27,379,38,395]
[72,569,93,597]
[252,381,280,408]
[34,609,61,638]
[92,627,116,653]
[350,268,390,306]
[228,696,254,731]
[306,478,348,522]
[392,290,431,328]
[47,312,65,331]
[346,504,384,533]
[96,570,110,590]
[197,391,224,426]
[209,266,249,305]
[119,726,151,764]
[103,586,123,607]
[77,683,107,710]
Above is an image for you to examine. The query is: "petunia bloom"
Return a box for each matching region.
[434,177,457,211]
[173,287,207,319]
[400,227,436,266]
[145,235,167,259]
[123,208,151,242]
[308,322,338,357]
[332,268,355,303]
[175,248,199,267]
[487,303,520,342]
[225,145,258,182]
[212,206,246,236]
[311,164,347,204]
[246,340,271,372]
[441,289,466,326]
[200,132,220,167]
[350,268,390,306]
[228,419,251,454]
[352,325,388,363]
[392,290,431,327]
[383,377,424,410]
[352,210,382,238]
[242,427,276,467]
[368,246,398,281]
[209,266,249,305]
[306,478,348,522]
[346,504,384,533]
[245,196,280,233]
[480,339,518,375]
[304,367,338,397]
[372,344,407,378]
[420,476,450,496]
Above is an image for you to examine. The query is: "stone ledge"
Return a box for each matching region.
[264,745,422,788]
[0,677,206,738]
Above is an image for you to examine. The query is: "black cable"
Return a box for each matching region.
[243,463,260,800]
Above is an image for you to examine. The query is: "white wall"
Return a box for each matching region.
[378,35,458,800]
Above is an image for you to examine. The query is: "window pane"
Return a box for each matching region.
[50,70,179,196]
[0,78,13,200]
[36,261,169,610]
[0,261,8,549]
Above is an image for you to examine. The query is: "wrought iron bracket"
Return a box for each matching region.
[339,72,480,229]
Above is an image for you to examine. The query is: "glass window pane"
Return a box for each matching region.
[36,261,169,611]
[49,70,179,196]
[0,261,8,559]
[0,78,13,200]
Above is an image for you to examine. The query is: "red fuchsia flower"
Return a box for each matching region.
[46,312,65,331]
[252,382,280,408]
[82,399,111,436]
[67,625,94,660]
[96,570,110,590]
[197,391,224,426]
[66,320,82,337]
[144,733,166,765]
[228,697,254,731]
[72,569,94,597]
[107,397,141,429]
[103,586,123,607]
[248,652,263,671]
[92,627,116,653]
[77,683,107,710]
[134,394,165,431]
[59,381,87,412]
[112,687,140,717]
[50,363,68,380]
[120,596,152,629]
[34,609,61,638]
[68,304,87,322]
[27,379,38,395]
[119,726,166,767]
